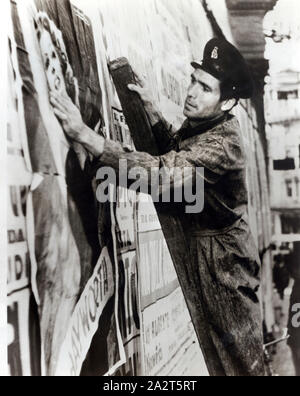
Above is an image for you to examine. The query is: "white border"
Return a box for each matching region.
[0,0,9,377]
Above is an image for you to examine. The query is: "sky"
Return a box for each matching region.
[264,0,300,74]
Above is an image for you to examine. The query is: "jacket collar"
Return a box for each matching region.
[179,112,230,142]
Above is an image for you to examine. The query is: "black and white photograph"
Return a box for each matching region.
[1,0,300,379]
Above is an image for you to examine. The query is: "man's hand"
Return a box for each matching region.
[128,71,153,107]
[50,90,86,143]
[128,70,162,126]
[50,90,105,157]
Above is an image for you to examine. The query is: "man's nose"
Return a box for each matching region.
[187,84,197,99]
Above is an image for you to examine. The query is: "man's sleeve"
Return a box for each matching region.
[95,130,245,195]
[151,116,179,154]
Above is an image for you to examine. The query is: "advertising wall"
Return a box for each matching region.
[6,0,271,376]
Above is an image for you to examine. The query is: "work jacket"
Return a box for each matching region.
[98,113,248,230]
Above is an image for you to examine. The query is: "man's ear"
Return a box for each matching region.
[221,98,237,112]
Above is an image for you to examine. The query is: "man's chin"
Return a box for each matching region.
[184,109,201,120]
[183,108,194,118]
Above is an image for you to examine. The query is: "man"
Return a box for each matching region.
[50,38,265,376]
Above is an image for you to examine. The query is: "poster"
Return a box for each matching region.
[111,187,142,376]
[54,247,115,376]
[7,32,41,376]
[136,195,208,376]
[112,108,134,151]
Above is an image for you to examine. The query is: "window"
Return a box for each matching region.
[273,158,295,170]
[286,180,293,198]
[281,214,300,234]
[277,90,299,100]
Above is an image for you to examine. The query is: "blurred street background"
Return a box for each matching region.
[264,0,300,376]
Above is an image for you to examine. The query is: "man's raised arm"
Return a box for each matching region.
[128,73,178,154]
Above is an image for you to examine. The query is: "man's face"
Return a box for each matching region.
[184,68,223,120]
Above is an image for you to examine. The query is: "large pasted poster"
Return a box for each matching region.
[9,0,123,376]
[7,30,41,377]
[136,196,208,376]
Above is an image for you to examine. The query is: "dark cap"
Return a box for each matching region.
[191,38,254,99]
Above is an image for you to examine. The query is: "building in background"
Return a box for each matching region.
[263,0,300,376]
[264,0,300,262]
[265,69,300,251]
[224,0,277,333]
